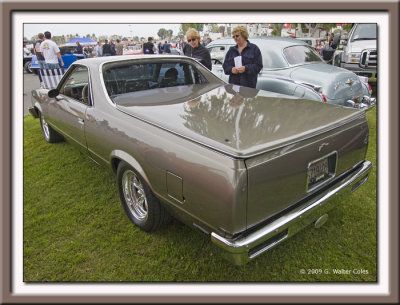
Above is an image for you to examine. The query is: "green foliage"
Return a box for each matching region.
[181,23,204,34]
[157,28,173,40]
[23,108,377,282]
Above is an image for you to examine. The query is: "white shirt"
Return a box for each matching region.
[40,39,60,64]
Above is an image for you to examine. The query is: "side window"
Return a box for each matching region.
[59,65,90,105]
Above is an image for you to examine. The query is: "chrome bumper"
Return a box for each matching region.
[28,106,40,118]
[211,160,373,265]
[344,96,376,111]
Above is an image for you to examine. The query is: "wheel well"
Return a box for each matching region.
[111,158,121,174]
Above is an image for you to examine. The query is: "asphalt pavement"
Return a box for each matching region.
[23,71,41,116]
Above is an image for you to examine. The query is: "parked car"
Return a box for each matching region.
[207,37,376,109]
[23,54,34,73]
[123,44,143,55]
[332,23,377,85]
[29,55,372,265]
[29,45,85,74]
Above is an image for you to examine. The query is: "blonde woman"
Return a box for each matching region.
[222,25,263,88]
[183,28,212,70]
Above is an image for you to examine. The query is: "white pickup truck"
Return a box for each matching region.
[332,24,377,85]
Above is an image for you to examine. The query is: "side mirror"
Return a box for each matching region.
[48,88,60,98]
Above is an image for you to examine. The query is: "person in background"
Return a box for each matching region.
[102,40,112,56]
[23,44,31,56]
[162,41,171,54]
[75,41,83,54]
[158,41,163,54]
[33,33,46,69]
[143,37,155,54]
[222,25,263,88]
[40,31,64,69]
[183,28,212,70]
[95,41,102,57]
[115,39,124,55]
[86,45,93,58]
[110,39,116,56]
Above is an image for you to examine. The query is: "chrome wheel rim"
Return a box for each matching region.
[41,116,50,140]
[122,170,148,221]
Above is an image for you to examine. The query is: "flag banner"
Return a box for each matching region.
[39,68,65,89]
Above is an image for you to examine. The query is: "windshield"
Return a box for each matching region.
[351,24,377,41]
[282,45,323,65]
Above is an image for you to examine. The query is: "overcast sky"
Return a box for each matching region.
[23,23,182,40]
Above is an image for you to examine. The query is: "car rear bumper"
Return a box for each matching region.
[211,160,372,265]
[342,63,377,83]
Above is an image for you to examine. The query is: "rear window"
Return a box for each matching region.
[282,45,323,65]
[103,61,208,97]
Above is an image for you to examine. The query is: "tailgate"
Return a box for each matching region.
[244,114,369,230]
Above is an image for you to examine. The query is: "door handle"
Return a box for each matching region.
[78,118,84,125]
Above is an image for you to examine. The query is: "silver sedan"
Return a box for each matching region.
[207,37,376,109]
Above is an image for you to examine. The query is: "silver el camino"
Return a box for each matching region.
[29,55,372,265]
[207,37,376,109]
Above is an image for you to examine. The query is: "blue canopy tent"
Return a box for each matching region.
[65,37,97,46]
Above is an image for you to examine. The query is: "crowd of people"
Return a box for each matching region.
[30,25,264,89]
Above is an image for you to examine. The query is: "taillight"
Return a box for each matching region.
[321,93,327,103]
[367,83,373,95]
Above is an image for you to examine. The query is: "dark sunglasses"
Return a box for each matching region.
[232,34,241,39]
[188,38,197,42]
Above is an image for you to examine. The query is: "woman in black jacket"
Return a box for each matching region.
[183,28,212,70]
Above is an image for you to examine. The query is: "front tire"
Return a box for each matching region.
[117,161,171,232]
[39,113,64,143]
[24,61,33,73]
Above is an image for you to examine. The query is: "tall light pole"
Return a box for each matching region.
[129,24,133,41]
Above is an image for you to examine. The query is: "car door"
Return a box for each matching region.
[47,64,90,151]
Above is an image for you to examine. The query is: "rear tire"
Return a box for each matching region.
[39,113,64,143]
[117,161,171,232]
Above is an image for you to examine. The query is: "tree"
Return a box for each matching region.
[98,35,108,42]
[208,24,220,33]
[271,24,284,36]
[157,28,168,40]
[180,23,204,34]
[291,23,354,38]
[167,29,173,39]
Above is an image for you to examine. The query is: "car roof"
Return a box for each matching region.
[207,36,311,69]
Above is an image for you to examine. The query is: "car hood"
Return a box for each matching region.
[116,84,364,158]
[289,63,364,99]
[347,39,376,53]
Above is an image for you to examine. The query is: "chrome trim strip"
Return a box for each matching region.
[211,160,372,265]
